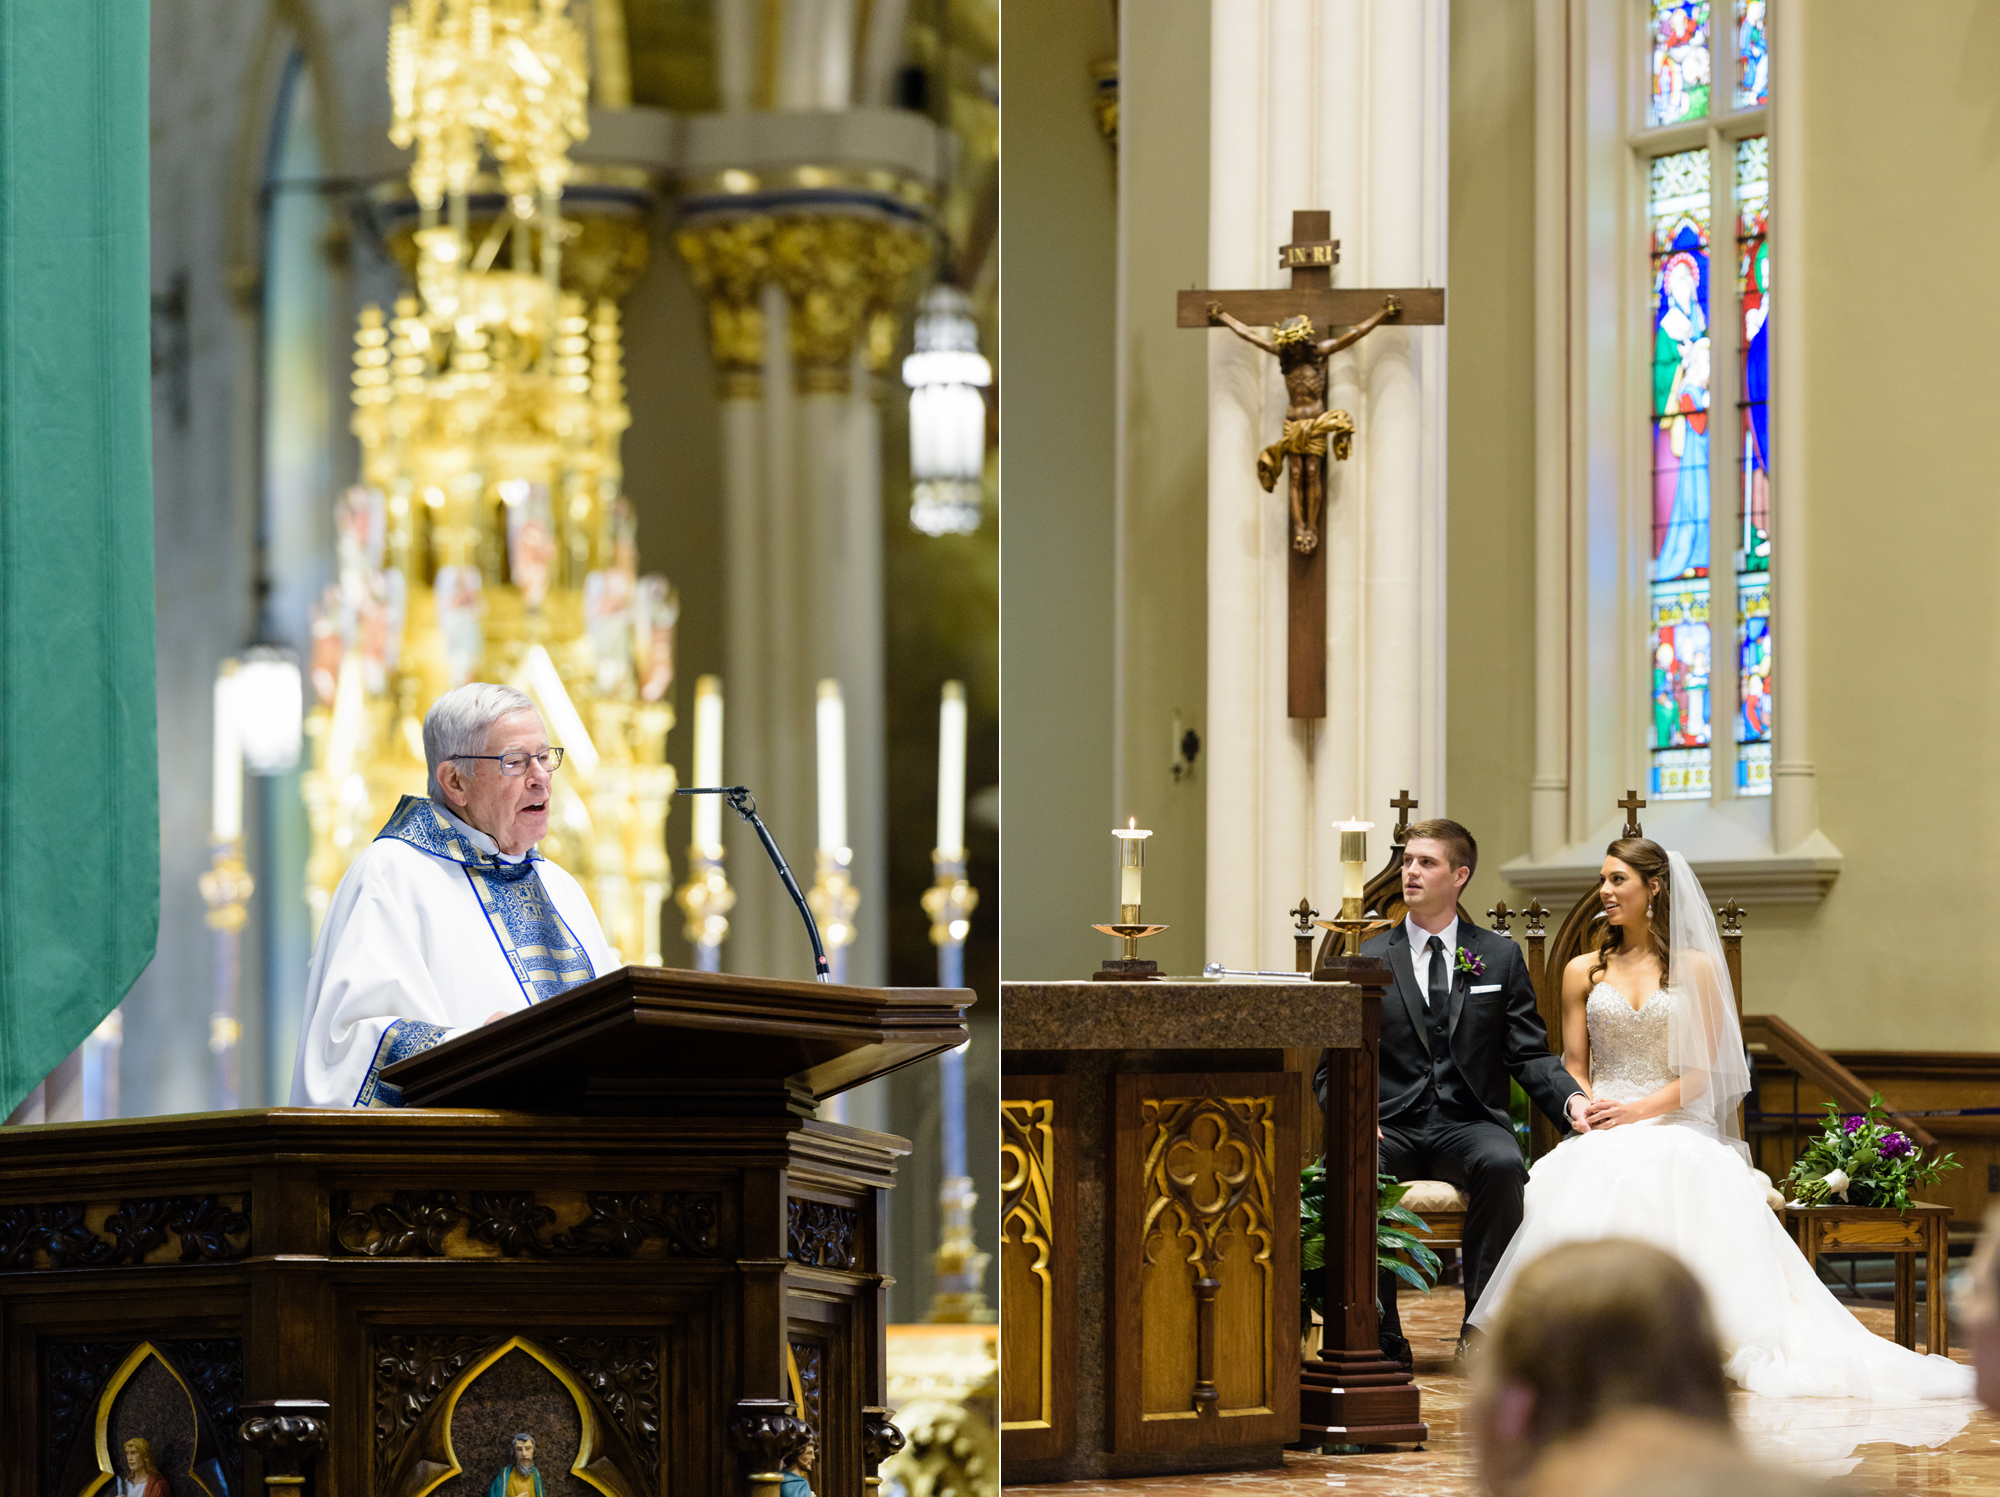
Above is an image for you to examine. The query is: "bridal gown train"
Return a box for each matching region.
[1468,983,1973,1400]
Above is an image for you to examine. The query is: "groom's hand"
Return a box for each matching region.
[1566,1092,1593,1133]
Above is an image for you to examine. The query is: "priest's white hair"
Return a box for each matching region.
[424,682,540,799]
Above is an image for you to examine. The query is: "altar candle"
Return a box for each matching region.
[1337,819,1373,902]
[936,681,967,859]
[212,663,242,843]
[816,679,847,853]
[692,675,723,848]
[1114,817,1151,908]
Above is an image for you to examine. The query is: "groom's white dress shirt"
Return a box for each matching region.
[1406,914,1459,1009]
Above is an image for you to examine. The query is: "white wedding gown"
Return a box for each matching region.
[1469,983,1973,1400]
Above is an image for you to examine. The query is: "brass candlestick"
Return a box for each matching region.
[1091,819,1167,980]
[675,840,734,972]
[806,846,860,985]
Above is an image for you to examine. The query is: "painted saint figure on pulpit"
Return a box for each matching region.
[116,1438,169,1497]
[487,1432,544,1497]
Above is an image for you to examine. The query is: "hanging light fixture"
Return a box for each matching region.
[903,284,990,537]
[234,644,303,775]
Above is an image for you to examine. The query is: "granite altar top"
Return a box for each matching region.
[1000,980,1361,1051]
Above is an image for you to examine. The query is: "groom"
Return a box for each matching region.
[1319,818,1588,1360]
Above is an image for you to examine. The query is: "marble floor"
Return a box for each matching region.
[1006,1289,1996,1496]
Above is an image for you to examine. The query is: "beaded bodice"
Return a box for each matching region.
[1586,983,1679,1104]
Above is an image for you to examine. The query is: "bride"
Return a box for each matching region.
[1468,836,1971,1399]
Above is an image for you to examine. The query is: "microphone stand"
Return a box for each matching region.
[677,786,831,983]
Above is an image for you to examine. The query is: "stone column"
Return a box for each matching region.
[1205,0,1449,970]
[677,109,937,979]
[674,216,782,973]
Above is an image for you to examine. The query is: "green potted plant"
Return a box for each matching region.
[1299,1162,1442,1364]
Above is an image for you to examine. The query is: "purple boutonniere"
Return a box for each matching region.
[1455,948,1485,980]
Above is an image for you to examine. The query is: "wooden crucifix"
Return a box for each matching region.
[1180,210,1446,720]
[1618,788,1648,837]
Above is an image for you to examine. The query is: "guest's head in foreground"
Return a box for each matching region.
[1473,1238,1731,1494]
[1401,818,1476,924]
[423,682,560,856]
[1594,835,1673,979]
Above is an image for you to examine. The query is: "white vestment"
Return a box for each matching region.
[289,799,617,1108]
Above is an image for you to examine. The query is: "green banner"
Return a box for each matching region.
[0,0,158,1115]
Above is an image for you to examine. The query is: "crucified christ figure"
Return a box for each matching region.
[1207,295,1402,553]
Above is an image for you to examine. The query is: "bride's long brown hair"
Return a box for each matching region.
[1586,836,1672,987]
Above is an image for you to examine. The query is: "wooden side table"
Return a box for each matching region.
[1783,1202,1952,1354]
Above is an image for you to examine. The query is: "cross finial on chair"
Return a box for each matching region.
[1390,789,1418,842]
[1617,789,1647,838]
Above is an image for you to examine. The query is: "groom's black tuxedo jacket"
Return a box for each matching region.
[1321,921,1584,1136]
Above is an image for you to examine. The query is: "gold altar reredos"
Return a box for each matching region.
[303,0,675,963]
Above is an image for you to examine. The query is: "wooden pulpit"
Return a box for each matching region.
[0,966,969,1497]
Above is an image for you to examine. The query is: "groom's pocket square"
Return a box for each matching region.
[1469,984,1502,994]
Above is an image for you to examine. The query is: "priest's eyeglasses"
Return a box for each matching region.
[450,747,565,776]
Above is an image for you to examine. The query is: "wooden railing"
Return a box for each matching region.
[1741,1012,1938,1150]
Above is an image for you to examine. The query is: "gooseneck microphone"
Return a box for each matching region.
[675,785,831,983]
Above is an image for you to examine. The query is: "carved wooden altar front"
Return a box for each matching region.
[1000,980,1365,1485]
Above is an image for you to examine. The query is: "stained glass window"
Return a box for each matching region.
[1735,135,1771,793]
[1734,0,1769,108]
[1649,1,1711,127]
[1648,149,1712,801]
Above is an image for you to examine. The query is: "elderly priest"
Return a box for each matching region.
[290,682,617,1108]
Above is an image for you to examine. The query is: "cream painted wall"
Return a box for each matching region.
[998,0,1119,980]
[1114,0,1210,976]
[1444,0,1540,927]
[1732,0,2000,1048]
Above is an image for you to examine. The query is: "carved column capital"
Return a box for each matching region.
[730,1396,813,1475]
[674,215,776,393]
[861,1405,907,1473]
[769,214,875,393]
[238,1399,330,1494]
[858,220,934,377]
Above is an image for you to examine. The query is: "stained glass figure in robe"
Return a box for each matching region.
[1649,149,1712,800]
[1650,1,1711,127]
[1735,134,1772,794]
[1652,149,1711,588]
[1735,0,1770,108]
[1652,581,1712,800]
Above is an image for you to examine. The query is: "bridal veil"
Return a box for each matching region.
[1665,850,1753,1163]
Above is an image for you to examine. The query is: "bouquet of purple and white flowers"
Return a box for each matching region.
[1785,1093,1958,1210]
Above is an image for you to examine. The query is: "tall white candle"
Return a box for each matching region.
[693,675,723,848]
[1338,819,1373,901]
[212,663,242,842]
[1115,817,1151,907]
[816,678,847,853]
[936,680,967,858]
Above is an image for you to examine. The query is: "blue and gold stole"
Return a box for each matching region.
[356,796,598,1108]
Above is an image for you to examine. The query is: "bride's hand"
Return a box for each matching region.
[1585,1097,1644,1128]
